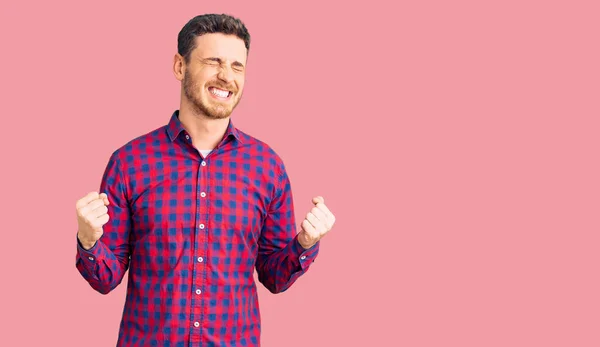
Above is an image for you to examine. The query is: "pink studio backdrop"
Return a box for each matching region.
[1,1,599,346]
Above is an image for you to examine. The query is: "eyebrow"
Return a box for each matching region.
[202,57,245,68]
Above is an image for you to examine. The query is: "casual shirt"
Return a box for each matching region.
[76,110,319,346]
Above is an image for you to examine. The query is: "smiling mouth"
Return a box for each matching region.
[208,86,233,99]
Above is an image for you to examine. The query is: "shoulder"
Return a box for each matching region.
[235,128,288,175]
[107,124,168,168]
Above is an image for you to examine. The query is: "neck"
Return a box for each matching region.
[178,99,230,150]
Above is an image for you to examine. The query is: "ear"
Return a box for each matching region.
[173,53,185,81]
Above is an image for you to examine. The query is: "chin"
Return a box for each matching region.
[207,107,234,119]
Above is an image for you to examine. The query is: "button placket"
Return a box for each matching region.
[191,154,208,338]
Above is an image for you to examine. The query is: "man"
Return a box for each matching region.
[75,13,336,346]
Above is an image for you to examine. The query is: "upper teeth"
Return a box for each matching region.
[211,88,229,98]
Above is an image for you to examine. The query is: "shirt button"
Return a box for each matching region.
[197,256,204,263]
[300,256,307,260]
[201,161,207,167]
[200,192,206,198]
[196,289,202,295]
[198,224,205,229]
[88,256,94,261]
[194,322,200,328]
[185,135,190,140]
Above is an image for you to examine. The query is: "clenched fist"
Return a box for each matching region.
[297,196,336,250]
[76,191,110,250]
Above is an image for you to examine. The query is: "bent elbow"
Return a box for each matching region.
[257,274,288,294]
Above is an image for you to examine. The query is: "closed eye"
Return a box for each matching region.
[204,58,221,65]
[232,63,245,72]
[202,57,245,72]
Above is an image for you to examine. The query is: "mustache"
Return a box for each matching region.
[207,82,237,93]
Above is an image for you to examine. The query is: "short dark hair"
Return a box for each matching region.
[178,14,251,62]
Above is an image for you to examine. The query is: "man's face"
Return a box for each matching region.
[182,33,247,119]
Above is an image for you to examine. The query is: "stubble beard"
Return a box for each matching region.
[183,70,242,120]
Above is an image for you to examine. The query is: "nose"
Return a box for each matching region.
[217,65,234,84]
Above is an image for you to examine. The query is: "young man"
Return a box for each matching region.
[75,13,336,346]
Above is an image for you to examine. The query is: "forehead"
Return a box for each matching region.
[193,33,247,62]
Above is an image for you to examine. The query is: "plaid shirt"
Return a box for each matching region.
[76,111,319,346]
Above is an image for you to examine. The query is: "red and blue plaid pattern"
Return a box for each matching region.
[76,111,319,346]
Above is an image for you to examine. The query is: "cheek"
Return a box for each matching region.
[236,78,245,92]
[192,69,215,87]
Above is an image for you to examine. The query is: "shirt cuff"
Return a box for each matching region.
[292,235,320,271]
[76,235,105,266]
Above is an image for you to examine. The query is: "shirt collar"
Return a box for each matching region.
[166,110,243,144]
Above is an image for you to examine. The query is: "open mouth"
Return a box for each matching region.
[208,86,233,100]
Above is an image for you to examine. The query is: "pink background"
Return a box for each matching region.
[1,0,599,346]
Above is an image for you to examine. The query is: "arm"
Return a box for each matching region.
[75,153,132,294]
[255,165,320,294]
